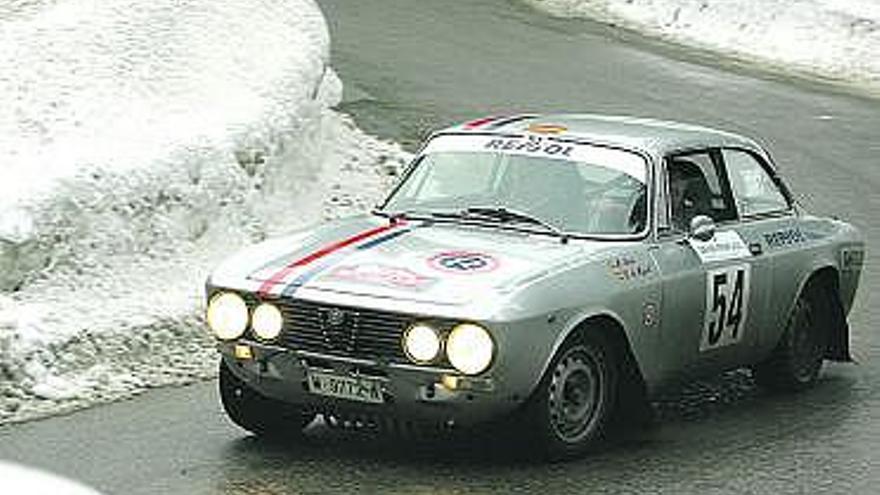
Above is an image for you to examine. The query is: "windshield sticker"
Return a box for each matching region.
[462,114,536,130]
[428,251,499,274]
[485,136,574,157]
[527,123,568,134]
[422,134,647,183]
[323,264,437,291]
[689,231,752,263]
[486,114,537,129]
[463,115,502,129]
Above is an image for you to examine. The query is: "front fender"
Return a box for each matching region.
[491,248,662,401]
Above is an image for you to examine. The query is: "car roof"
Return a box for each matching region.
[439,113,767,159]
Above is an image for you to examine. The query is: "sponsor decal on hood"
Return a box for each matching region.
[321,263,437,291]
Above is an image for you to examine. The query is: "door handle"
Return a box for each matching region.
[749,242,763,256]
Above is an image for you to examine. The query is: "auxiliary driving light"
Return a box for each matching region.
[206,292,248,340]
[446,323,494,375]
[234,344,253,360]
[251,303,283,340]
[403,323,442,364]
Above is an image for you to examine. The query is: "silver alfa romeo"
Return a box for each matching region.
[205,114,864,457]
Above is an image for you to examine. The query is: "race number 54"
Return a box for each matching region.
[701,264,751,351]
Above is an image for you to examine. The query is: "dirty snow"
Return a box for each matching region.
[0,0,409,424]
[527,0,880,92]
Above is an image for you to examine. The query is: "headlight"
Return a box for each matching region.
[402,323,442,364]
[446,323,494,375]
[206,292,248,340]
[252,303,283,340]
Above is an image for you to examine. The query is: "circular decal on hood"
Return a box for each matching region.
[428,251,499,274]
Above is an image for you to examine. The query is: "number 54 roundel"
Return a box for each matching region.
[701,264,751,352]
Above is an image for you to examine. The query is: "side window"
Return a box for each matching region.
[723,149,790,217]
[666,150,737,232]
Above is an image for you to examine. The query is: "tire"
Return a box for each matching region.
[520,332,618,459]
[219,359,314,437]
[754,283,829,392]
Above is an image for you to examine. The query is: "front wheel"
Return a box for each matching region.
[521,333,618,459]
[219,359,314,437]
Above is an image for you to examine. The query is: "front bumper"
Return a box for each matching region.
[219,339,524,427]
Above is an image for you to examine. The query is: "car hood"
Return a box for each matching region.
[213,215,620,306]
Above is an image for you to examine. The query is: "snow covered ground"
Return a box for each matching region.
[1,461,102,494]
[0,0,408,423]
[527,0,880,92]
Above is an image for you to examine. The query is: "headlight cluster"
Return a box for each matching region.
[206,291,283,341]
[402,322,494,375]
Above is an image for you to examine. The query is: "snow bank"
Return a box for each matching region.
[0,0,409,423]
[526,0,880,91]
[0,461,102,494]
[0,0,333,289]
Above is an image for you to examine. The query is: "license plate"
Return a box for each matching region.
[306,370,384,404]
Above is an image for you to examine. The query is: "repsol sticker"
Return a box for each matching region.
[428,251,499,274]
[701,264,751,352]
[763,228,806,248]
[484,136,574,157]
[420,134,648,183]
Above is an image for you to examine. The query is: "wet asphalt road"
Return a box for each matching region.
[1,0,879,493]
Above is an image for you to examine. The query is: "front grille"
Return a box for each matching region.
[275,298,418,362]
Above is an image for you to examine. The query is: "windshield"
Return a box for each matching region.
[382,134,649,236]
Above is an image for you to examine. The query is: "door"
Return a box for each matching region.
[720,147,797,356]
[652,149,764,379]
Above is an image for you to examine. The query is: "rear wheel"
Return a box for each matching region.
[521,332,618,459]
[219,359,314,437]
[754,283,829,391]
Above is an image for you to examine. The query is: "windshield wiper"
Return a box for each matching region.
[374,207,570,243]
[372,208,408,222]
[463,206,569,242]
[372,208,464,222]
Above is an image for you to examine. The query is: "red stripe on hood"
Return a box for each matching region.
[257,221,405,297]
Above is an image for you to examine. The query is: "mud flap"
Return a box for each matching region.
[825,290,852,362]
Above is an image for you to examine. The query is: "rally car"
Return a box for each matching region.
[205,114,863,457]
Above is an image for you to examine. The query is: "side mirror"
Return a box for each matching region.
[689,215,716,242]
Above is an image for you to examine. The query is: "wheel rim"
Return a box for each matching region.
[548,348,602,444]
[791,299,823,382]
